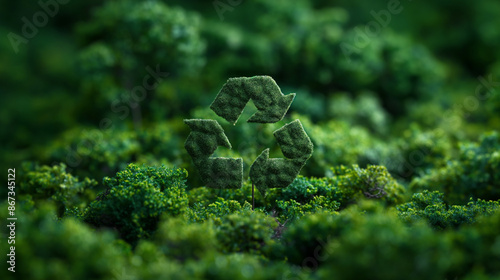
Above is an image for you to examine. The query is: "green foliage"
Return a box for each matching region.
[184,119,243,189]
[19,162,97,217]
[276,196,340,223]
[187,197,250,224]
[185,253,301,280]
[216,210,278,254]
[43,127,141,179]
[298,114,398,177]
[0,202,125,280]
[411,131,500,203]
[325,92,390,135]
[153,216,218,262]
[278,210,345,266]
[4,1,500,278]
[267,176,338,205]
[250,119,314,196]
[210,76,295,124]
[334,164,406,206]
[449,210,500,278]
[395,125,454,177]
[318,202,455,280]
[129,241,187,279]
[398,190,500,230]
[83,164,189,245]
[76,0,205,121]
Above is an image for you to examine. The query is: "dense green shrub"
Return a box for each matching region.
[43,127,141,179]
[267,176,336,205]
[75,0,205,122]
[83,164,189,245]
[395,125,454,177]
[334,164,406,206]
[185,253,304,280]
[278,210,343,266]
[275,196,340,223]
[326,92,390,135]
[411,131,500,203]
[398,190,500,230]
[0,202,125,280]
[216,210,278,254]
[153,216,218,261]
[318,203,455,280]
[448,209,500,278]
[19,162,97,217]
[129,240,188,279]
[187,197,250,224]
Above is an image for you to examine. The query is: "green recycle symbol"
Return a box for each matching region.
[184,76,313,196]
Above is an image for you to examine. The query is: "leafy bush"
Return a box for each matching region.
[129,241,187,279]
[83,164,189,245]
[448,209,500,278]
[318,202,455,280]
[216,210,278,254]
[326,92,390,135]
[43,127,141,180]
[19,162,97,217]
[278,210,343,266]
[184,253,301,280]
[275,196,340,223]
[0,202,125,280]
[187,197,250,224]
[395,125,454,177]
[76,0,205,121]
[411,131,500,203]
[397,190,500,230]
[153,216,218,262]
[334,164,406,206]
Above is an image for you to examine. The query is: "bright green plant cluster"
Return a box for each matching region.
[216,209,278,254]
[397,190,500,230]
[275,196,340,223]
[83,163,189,245]
[19,162,97,217]
[186,197,251,224]
[334,164,406,206]
[411,131,500,204]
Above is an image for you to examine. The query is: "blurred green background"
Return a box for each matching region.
[2,1,500,279]
[1,0,499,188]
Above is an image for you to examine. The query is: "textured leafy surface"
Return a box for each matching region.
[184,119,243,189]
[210,76,295,124]
[83,164,189,244]
[250,120,314,196]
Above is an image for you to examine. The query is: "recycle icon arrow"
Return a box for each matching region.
[184,76,313,197]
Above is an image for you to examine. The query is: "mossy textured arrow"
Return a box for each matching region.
[184,119,243,189]
[210,76,296,125]
[249,120,313,196]
[184,75,313,199]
